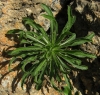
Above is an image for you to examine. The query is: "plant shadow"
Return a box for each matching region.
[70,57,100,95]
[0,51,33,95]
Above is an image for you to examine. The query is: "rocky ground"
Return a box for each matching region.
[0,0,100,95]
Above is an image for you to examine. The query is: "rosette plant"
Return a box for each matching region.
[6,4,96,95]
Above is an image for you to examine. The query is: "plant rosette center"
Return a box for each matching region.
[44,44,60,59]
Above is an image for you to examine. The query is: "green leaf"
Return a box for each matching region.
[27,31,49,44]
[59,53,82,65]
[85,32,95,40]
[21,72,30,89]
[60,33,76,46]
[68,33,95,46]
[18,31,25,40]
[60,66,71,89]
[20,39,33,45]
[61,6,76,34]
[38,65,46,80]
[35,82,42,90]
[65,50,96,58]
[8,46,42,56]
[51,78,62,92]
[42,14,58,34]
[69,38,91,46]
[57,56,70,70]
[57,31,72,44]
[42,14,58,43]
[41,3,53,16]
[33,60,46,76]
[62,86,72,95]
[7,29,23,34]
[56,73,62,82]
[60,54,88,70]
[23,17,38,30]
[42,14,56,21]
[49,59,56,79]
[23,18,50,44]
[9,57,17,71]
[57,6,76,44]
[41,3,58,44]
[21,56,37,72]
[11,51,38,59]
[34,64,46,90]
[59,53,82,66]
[63,74,71,89]
[34,43,43,47]
[25,33,45,45]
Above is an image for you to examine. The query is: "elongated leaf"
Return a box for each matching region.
[23,18,49,43]
[61,6,76,35]
[60,66,71,89]
[41,4,58,44]
[69,38,91,46]
[18,31,25,40]
[59,53,81,65]
[23,17,38,30]
[9,57,17,71]
[57,56,70,70]
[33,60,46,76]
[35,64,46,90]
[49,59,56,80]
[8,46,42,56]
[21,56,37,72]
[69,33,95,46]
[10,51,38,59]
[26,31,48,44]
[85,32,95,40]
[36,26,49,42]
[51,78,62,92]
[7,29,23,34]
[52,52,61,71]
[65,50,96,58]
[62,86,71,95]
[41,3,53,16]
[57,6,76,44]
[56,72,62,82]
[57,31,72,44]
[42,14,56,21]
[34,43,43,47]
[35,83,42,90]
[21,72,30,89]
[26,33,45,45]
[58,60,70,74]
[23,17,49,42]
[60,33,76,46]
[63,74,71,89]
[42,14,58,43]
[60,54,88,70]
[42,14,58,34]
[38,64,46,80]
[20,39,33,45]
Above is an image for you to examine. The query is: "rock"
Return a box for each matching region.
[0,0,64,95]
